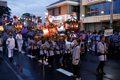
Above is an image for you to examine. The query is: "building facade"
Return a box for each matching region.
[81,0,120,32]
[0,1,7,7]
[46,0,80,24]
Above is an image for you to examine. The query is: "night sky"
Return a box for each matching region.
[4,0,57,21]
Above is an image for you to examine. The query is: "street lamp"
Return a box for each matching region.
[45,12,48,16]
[82,14,85,18]
[101,11,104,14]
[45,12,48,19]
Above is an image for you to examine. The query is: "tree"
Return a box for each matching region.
[0,6,11,18]
[21,13,31,18]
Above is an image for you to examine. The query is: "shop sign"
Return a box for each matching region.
[87,0,98,3]
[53,16,64,21]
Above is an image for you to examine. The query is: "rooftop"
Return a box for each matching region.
[47,0,79,7]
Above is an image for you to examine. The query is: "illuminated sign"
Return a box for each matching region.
[53,16,64,21]
[87,0,98,3]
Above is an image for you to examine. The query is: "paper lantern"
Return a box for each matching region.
[43,27,49,36]
[0,26,4,31]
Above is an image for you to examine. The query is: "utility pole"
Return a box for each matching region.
[110,0,113,28]
[80,0,83,31]
[26,4,28,13]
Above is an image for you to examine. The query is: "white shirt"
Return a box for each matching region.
[72,45,80,65]
[6,37,15,49]
[97,42,107,54]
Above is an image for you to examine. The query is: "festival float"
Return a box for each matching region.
[63,13,81,32]
[43,16,58,37]
[63,17,81,32]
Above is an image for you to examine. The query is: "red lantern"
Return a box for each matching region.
[82,19,84,22]
[39,24,41,29]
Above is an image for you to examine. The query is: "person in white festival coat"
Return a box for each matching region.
[97,36,108,75]
[16,32,23,53]
[72,40,81,80]
[6,33,15,62]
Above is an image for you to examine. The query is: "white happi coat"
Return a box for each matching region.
[38,41,46,55]
[16,34,23,43]
[47,41,55,57]
[72,45,80,65]
[6,37,15,58]
[16,34,23,52]
[0,38,3,51]
[55,42,60,55]
[42,41,50,56]
[65,39,74,54]
[97,42,107,61]
[28,38,34,49]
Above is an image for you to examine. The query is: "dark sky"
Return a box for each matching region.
[5,0,57,21]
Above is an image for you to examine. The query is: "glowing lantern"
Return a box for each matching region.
[13,15,18,24]
[43,27,49,36]
[39,24,41,29]
[3,14,7,23]
[82,19,84,22]
[0,26,4,31]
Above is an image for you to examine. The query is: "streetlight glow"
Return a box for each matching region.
[45,12,48,16]
[82,14,85,17]
[101,11,104,14]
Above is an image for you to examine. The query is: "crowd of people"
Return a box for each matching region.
[0,29,120,80]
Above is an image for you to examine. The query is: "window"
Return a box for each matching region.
[58,7,61,14]
[91,12,94,16]
[104,10,110,15]
[115,0,120,8]
[91,5,94,11]
[85,6,90,12]
[95,4,99,11]
[104,3,110,10]
[86,13,91,16]
[95,12,99,16]
[52,8,55,15]
[114,9,120,14]
[72,6,78,12]
[99,3,103,10]
[85,1,120,17]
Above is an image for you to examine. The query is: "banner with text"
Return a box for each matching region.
[104,29,113,36]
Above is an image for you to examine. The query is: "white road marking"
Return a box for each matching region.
[56,68,73,76]
[4,60,23,80]
[27,55,36,58]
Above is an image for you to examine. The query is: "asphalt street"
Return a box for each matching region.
[0,49,120,80]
